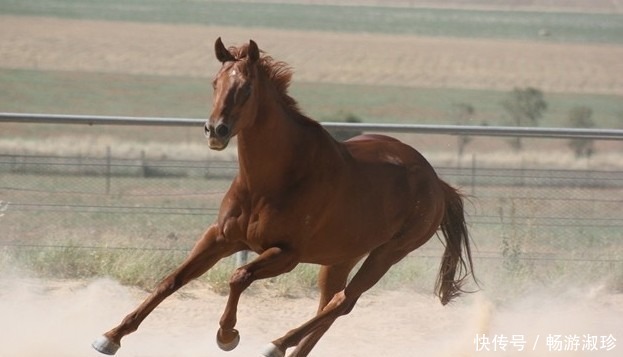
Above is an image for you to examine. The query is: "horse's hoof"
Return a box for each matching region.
[216,328,240,351]
[260,343,285,357]
[92,335,120,355]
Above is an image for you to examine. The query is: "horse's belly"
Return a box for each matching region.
[297,203,405,265]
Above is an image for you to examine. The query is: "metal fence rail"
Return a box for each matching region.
[2,112,623,140]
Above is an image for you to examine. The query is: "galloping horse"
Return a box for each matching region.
[92,38,476,357]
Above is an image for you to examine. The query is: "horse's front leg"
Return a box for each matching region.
[216,246,299,351]
[92,225,243,355]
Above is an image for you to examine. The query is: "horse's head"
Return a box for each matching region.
[205,37,260,151]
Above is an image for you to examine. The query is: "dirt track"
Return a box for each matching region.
[1,278,621,356]
[1,15,622,94]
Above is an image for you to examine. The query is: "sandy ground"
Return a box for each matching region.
[0,277,621,357]
[1,16,622,95]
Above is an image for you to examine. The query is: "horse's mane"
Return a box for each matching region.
[229,44,306,119]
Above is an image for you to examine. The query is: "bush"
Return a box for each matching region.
[501,87,547,150]
[324,112,363,142]
[568,106,595,158]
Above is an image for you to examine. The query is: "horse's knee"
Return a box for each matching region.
[229,267,252,292]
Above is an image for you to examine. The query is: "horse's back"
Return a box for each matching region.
[340,134,444,226]
[344,134,438,176]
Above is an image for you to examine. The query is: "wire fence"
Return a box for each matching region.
[1,118,622,282]
[1,151,621,262]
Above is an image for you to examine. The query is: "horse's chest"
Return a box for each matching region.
[242,197,320,250]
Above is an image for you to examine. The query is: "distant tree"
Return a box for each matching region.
[501,87,547,150]
[325,112,363,142]
[451,103,475,157]
[568,106,595,158]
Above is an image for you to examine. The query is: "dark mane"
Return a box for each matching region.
[229,44,301,114]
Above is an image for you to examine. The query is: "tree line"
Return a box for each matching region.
[325,87,600,159]
[455,87,597,158]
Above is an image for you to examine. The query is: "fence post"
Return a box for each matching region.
[10,154,16,172]
[471,153,476,195]
[106,146,111,195]
[235,251,249,266]
[141,150,148,177]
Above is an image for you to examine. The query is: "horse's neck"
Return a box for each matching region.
[236,100,333,194]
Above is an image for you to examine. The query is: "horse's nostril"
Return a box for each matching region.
[204,123,211,137]
[215,124,230,138]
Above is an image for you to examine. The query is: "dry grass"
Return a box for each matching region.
[0,134,236,161]
[1,15,622,95]
[2,133,622,171]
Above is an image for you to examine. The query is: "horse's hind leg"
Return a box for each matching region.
[263,243,412,357]
[216,246,299,351]
[92,225,242,355]
[289,258,361,356]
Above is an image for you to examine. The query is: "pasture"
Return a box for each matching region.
[1,1,622,355]
[2,68,623,129]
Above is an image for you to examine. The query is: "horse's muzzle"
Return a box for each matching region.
[204,121,231,151]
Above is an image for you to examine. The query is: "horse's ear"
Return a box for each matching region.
[215,37,235,63]
[248,40,259,64]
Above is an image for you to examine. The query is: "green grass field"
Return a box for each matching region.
[2,0,622,44]
[2,68,621,130]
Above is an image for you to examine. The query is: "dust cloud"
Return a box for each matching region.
[0,276,620,356]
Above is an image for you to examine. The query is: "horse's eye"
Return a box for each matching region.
[234,82,251,104]
[240,82,251,97]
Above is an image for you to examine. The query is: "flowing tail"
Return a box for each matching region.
[435,182,477,305]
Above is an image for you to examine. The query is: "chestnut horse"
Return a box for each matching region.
[92,38,475,357]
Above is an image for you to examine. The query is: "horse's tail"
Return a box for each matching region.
[435,181,477,305]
